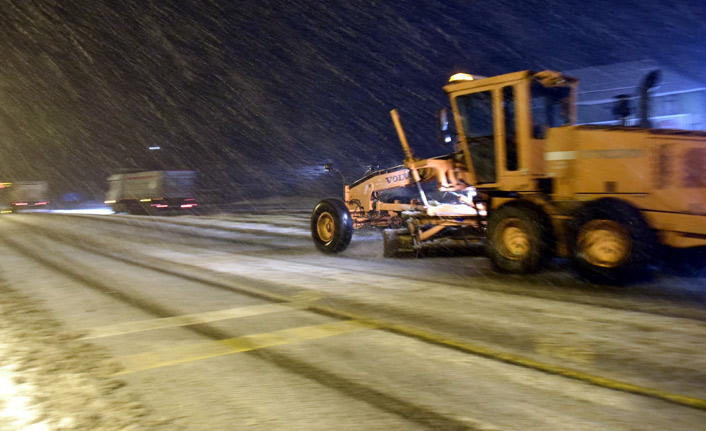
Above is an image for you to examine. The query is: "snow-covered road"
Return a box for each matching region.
[1,212,706,430]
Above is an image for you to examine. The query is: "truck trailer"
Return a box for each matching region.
[0,181,50,213]
[105,170,198,215]
[310,69,706,284]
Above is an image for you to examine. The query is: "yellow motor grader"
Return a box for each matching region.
[311,69,706,283]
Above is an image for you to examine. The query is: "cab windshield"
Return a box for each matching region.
[455,91,496,184]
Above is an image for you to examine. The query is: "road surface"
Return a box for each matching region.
[1,210,705,430]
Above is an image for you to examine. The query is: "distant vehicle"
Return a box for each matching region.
[60,192,83,207]
[105,170,198,215]
[0,181,50,213]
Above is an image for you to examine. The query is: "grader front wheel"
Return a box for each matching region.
[316,212,336,243]
[311,199,353,254]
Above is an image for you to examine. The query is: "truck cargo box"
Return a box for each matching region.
[0,181,50,212]
[105,171,197,214]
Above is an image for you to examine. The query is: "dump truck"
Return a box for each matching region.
[310,69,706,284]
[0,181,50,213]
[105,170,198,214]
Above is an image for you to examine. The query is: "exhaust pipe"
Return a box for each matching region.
[638,69,661,128]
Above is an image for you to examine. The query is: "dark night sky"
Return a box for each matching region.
[1,0,705,200]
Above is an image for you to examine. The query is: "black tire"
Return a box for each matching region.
[125,204,140,215]
[487,203,550,274]
[311,198,353,253]
[567,198,655,285]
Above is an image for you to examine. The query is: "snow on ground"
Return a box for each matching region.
[51,208,114,215]
[0,359,49,431]
[0,281,183,431]
[153,214,312,237]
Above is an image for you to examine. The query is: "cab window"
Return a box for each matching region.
[531,82,571,138]
[503,86,518,171]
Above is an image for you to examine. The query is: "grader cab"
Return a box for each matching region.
[311,69,706,284]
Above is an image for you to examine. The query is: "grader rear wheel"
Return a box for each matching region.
[568,198,655,284]
[575,220,631,269]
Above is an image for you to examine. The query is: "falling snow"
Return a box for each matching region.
[1,1,705,202]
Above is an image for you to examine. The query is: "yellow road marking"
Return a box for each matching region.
[82,302,309,339]
[114,320,376,375]
[361,317,706,412]
[535,336,595,365]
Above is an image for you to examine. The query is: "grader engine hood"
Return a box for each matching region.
[545,125,706,205]
[544,125,652,197]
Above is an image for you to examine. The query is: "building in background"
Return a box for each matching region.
[566,60,706,130]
